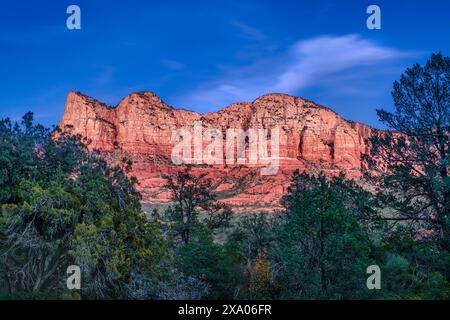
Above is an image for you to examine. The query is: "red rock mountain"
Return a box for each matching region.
[57,91,377,212]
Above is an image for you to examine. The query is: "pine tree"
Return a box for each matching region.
[372,53,449,249]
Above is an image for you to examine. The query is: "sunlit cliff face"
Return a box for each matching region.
[57,91,378,212]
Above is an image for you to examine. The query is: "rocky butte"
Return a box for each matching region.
[57,91,378,212]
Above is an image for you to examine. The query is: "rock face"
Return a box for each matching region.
[57,91,377,212]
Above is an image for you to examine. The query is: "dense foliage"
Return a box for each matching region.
[0,53,448,299]
[0,115,169,299]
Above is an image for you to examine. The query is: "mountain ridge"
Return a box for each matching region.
[57,90,379,212]
[67,90,374,126]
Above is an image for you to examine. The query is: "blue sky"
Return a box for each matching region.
[0,0,449,128]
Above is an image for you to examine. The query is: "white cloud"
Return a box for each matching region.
[162,59,185,70]
[174,34,413,111]
[273,34,407,93]
[230,21,267,41]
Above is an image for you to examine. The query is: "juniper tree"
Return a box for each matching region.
[0,114,169,298]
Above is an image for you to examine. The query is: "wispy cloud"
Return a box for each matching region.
[273,34,409,92]
[92,65,117,86]
[174,34,415,111]
[162,59,185,71]
[230,21,267,41]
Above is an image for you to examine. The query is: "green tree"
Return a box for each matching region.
[0,114,170,299]
[372,53,449,249]
[275,172,374,299]
[164,167,231,245]
[227,213,276,265]
[379,230,450,299]
[368,53,450,300]
[225,213,278,298]
[177,224,240,299]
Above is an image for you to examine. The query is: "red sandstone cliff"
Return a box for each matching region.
[57,91,377,212]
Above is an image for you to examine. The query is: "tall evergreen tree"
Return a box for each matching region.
[275,172,374,299]
[372,53,449,250]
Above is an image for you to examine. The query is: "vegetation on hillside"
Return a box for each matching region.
[0,53,448,299]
